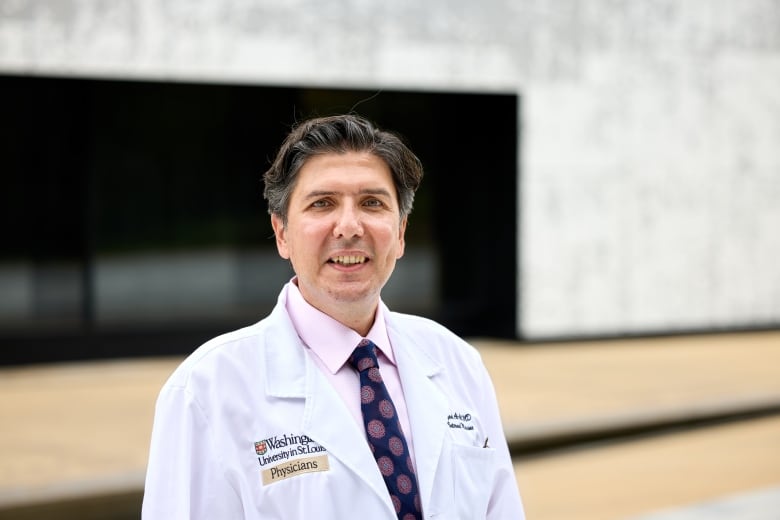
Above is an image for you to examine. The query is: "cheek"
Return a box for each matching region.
[378,225,404,256]
[290,222,329,256]
[299,221,330,241]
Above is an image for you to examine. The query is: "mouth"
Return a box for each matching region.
[328,255,368,266]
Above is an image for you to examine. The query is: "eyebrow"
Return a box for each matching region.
[303,188,393,199]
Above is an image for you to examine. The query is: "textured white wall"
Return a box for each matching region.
[2,0,778,338]
[521,4,780,337]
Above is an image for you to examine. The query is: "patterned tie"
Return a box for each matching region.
[349,339,422,520]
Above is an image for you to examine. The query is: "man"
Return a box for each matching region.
[142,114,525,519]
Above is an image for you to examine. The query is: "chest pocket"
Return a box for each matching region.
[451,443,495,519]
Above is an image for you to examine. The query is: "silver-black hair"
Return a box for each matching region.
[263,114,423,224]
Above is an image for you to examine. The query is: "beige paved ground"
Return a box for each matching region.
[480,331,780,437]
[0,359,172,494]
[515,415,780,520]
[0,330,778,519]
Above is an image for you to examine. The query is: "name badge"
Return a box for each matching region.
[262,455,330,485]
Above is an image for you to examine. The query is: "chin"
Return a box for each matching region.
[327,283,379,303]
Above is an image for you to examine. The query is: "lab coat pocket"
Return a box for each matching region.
[451,443,495,519]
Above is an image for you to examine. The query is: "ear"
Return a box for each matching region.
[271,214,291,259]
[396,217,407,259]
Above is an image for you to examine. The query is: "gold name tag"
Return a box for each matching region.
[261,455,330,485]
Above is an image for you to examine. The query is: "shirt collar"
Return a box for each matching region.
[285,278,396,374]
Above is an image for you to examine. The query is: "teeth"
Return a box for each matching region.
[332,255,367,265]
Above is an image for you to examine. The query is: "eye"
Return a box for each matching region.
[311,199,331,208]
[363,198,384,208]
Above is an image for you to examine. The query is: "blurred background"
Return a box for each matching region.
[1,1,778,518]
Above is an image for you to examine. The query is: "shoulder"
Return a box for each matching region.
[163,283,301,387]
[388,311,462,340]
[387,311,497,410]
[386,311,483,366]
[162,312,284,391]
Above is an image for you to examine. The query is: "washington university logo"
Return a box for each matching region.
[254,440,268,456]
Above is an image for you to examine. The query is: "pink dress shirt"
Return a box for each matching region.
[285,280,417,466]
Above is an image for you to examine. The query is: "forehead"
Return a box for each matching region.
[293,151,395,194]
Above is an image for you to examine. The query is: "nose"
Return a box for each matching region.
[332,204,363,238]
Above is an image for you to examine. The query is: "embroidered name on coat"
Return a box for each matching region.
[447,411,475,431]
[255,433,327,467]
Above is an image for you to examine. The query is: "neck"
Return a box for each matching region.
[294,281,379,337]
[328,301,377,337]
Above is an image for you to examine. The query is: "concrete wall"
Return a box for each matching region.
[2,0,779,338]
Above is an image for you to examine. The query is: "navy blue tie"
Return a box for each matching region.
[349,339,422,520]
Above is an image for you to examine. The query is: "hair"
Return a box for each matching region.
[263,114,423,224]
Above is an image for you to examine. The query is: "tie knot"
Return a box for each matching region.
[349,339,379,372]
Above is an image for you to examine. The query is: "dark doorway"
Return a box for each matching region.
[0,74,518,364]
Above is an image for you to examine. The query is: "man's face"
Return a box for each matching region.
[271,151,407,320]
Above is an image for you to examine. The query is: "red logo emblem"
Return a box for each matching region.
[254,440,268,455]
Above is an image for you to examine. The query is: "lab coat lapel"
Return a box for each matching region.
[262,304,395,517]
[304,362,396,515]
[262,304,308,400]
[390,324,449,515]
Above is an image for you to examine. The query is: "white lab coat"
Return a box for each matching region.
[142,284,525,519]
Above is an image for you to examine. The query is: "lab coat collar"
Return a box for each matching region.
[262,294,309,399]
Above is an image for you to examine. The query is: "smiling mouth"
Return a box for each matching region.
[329,255,368,266]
